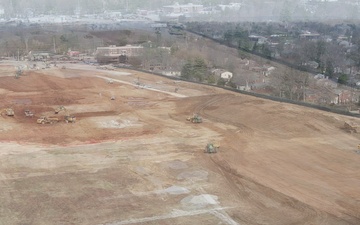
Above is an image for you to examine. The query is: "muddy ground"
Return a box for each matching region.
[0,62,359,225]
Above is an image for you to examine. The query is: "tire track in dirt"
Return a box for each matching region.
[185,94,355,224]
[192,94,254,136]
[209,155,355,224]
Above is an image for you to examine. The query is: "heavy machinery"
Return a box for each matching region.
[204,143,219,154]
[64,115,76,123]
[55,106,66,114]
[15,67,22,79]
[187,114,202,123]
[61,66,66,69]
[24,109,34,117]
[1,108,14,116]
[37,116,59,124]
[344,121,359,133]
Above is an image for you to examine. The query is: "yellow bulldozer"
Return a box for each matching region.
[186,113,202,123]
[37,116,59,124]
[1,108,14,116]
[344,121,359,133]
[204,143,219,153]
[64,115,76,123]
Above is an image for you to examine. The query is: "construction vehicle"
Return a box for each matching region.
[187,114,202,123]
[205,143,219,153]
[64,115,76,123]
[37,116,59,124]
[15,68,22,79]
[55,106,66,114]
[344,121,359,133]
[61,66,66,69]
[24,109,34,117]
[1,108,14,116]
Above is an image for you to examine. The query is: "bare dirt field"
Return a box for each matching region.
[0,62,359,225]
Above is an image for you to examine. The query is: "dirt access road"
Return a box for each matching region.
[0,62,359,225]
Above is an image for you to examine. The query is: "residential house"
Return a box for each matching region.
[162,70,181,77]
[28,51,53,61]
[299,32,320,40]
[249,35,267,44]
[212,69,233,81]
[263,66,276,76]
[218,3,242,11]
[314,74,326,79]
[332,89,352,104]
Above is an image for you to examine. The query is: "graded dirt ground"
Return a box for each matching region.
[0,62,359,225]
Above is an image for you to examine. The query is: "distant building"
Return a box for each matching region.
[96,45,144,63]
[212,69,233,81]
[218,3,242,11]
[97,45,144,57]
[67,51,80,57]
[28,51,53,61]
[162,3,204,14]
[162,70,181,77]
[314,74,326,79]
[300,32,320,40]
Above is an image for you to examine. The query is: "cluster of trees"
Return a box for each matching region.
[187,21,360,86]
[0,25,104,57]
[270,68,311,101]
[181,58,208,82]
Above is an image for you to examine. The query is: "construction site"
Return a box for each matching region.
[0,61,360,225]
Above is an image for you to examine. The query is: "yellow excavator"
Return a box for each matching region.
[54,106,76,123]
[55,106,66,114]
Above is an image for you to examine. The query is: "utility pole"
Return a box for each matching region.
[53,36,56,54]
[17,48,19,61]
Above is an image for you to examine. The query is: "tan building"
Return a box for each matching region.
[96,45,144,57]
[96,45,144,63]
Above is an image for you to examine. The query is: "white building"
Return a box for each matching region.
[162,3,204,14]
[218,3,242,11]
[212,69,233,81]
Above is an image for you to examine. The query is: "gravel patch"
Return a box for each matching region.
[177,170,208,181]
[162,186,190,195]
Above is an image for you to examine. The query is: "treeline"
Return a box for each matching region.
[186,21,360,86]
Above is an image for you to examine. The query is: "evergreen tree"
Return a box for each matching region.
[181,60,193,80]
